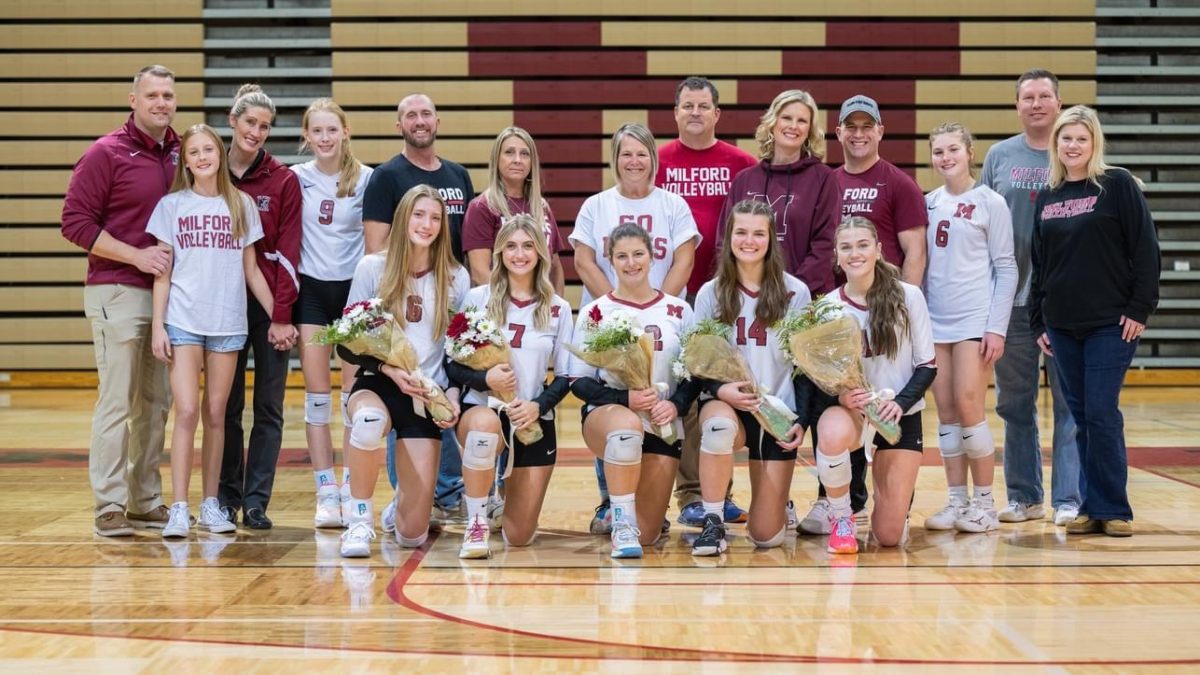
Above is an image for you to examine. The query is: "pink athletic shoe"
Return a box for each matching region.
[826,514,859,554]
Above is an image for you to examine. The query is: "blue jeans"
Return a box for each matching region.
[386,427,463,509]
[1046,325,1137,521]
[994,306,1081,509]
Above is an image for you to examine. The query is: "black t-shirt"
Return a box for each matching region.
[1030,168,1160,334]
[362,153,474,262]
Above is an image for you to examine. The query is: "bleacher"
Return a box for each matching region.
[1,0,1194,381]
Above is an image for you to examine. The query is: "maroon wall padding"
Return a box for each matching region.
[783,50,960,76]
[825,22,960,47]
[470,50,647,77]
[467,21,602,47]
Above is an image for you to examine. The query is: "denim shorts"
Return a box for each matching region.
[165,324,246,353]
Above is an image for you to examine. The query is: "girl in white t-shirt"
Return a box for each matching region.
[923,123,1017,535]
[337,184,469,559]
[291,98,375,530]
[814,217,936,555]
[446,215,573,559]
[148,124,274,539]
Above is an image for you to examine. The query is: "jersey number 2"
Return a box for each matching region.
[644,324,664,351]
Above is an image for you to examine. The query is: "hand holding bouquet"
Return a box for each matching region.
[445,306,543,445]
[775,295,900,444]
[312,298,455,423]
[673,319,798,441]
[567,305,678,444]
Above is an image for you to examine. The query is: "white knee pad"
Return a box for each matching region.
[962,421,995,459]
[604,430,643,466]
[699,416,736,456]
[749,524,787,549]
[462,430,499,471]
[938,423,964,459]
[341,391,351,427]
[397,530,428,548]
[349,407,387,450]
[305,392,332,426]
[816,448,852,490]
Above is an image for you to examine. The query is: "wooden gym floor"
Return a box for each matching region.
[0,386,1198,672]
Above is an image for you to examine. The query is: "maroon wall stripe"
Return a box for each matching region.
[514,110,603,135]
[540,167,603,194]
[737,80,917,107]
[826,22,959,47]
[783,50,960,76]
[514,80,682,106]
[467,21,602,47]
[469,51,646,77]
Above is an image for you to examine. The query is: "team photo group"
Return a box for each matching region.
[63,64,1160,564]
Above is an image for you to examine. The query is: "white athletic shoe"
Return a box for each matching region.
[340,521,376,558]
[785,500,798,530]
[459,514,492,559]
[610,519,643,558]
[314,491,343,529]
[198,499,236,534]
[380,497,397,534]
[1054,505,1080,527]
[161,503,191,539]
[799,498,832,535]
[339,482,352,527]
[998,502,1047,523]
[924,498,967,531]
[486,494,505,531]
[955,500,1000,533]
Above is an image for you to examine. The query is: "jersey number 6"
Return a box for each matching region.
[934,219,950,248]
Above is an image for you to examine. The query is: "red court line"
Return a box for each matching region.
[403,579,1200,588]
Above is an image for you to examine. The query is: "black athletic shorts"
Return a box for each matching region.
[735,408,798,462]
[295,274,352,326]
[461,403,558,468]
[868,412,923,453]
[351,371,441,440]
[581,405,683,461]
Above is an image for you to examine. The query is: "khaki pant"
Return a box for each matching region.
[84,284,169,515]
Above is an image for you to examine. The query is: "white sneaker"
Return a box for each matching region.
[924,499,967,531]
[799,498,832,535]
[198,500,236,534]
[380,497,397,534]
[339,482,352,526]
[785,500,798,530]
[955,500,999,533]
[1054,505,1080,526]
[998,502,1046,523]
[459,514,492,559]
[162,503,190,539]
[314,491,343,529]
[486,495,505,531]
[340,521,376,558]
[610,519,643,558]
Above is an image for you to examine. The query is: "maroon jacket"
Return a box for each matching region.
[718,157,842,295]
[61,114,180,288]
[232,150,302,324]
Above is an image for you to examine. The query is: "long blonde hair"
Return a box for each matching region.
[837,217,908,360]
[714,200,790,327]
[299,98,363,199]
[483,126,547,229]
[755,89,826,161]
[172,124,250,241]
[487,215,555,331]
[1048,105,1112,190]
[379,185,459,337]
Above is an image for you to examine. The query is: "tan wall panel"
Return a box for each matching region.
[351,110,514,137]
[0,53,204,79]
[333,52,469,78]
[0,318,91,344]
[2,199,67,224]
[11,83,205,108]
[0,286,83,313]
[961,22,1095,47]
[333,81,512,107]
[0,345,97,370]
[2,112,205,138]
[0,0,200,19]
[0,170,72,195]
[332,22,468,48]
[603,21,824,47]
[604,110,647,135]
[355,139,496,165]
[0,228,76,254]
[0,25,203,50]
[0,141,93,166]
[917,80,1095,105]
[333,1,1093,18]
[647,51,781,77]
[961,50,1096,76]
[915,109,1024,137]
[0,257,86,283]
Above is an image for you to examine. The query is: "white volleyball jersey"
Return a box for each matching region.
[832,282,935,415]
[292,161,374,281]
[693,273,811,407]
[458,284,573,407]
[568,187,701,305]
[924,184,1018,342]
[346,254,470,387]
[568,291,694,403]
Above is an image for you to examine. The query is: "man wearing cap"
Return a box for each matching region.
[796,94,928,536]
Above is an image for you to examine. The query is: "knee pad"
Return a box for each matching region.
[397,530,428,548]
[304,392,332,426]
[462,430,499,471]
[962,421,995,459]
[937,423,964,459]
[816,448,852,490]
[604,429,643,466]
[699,416,736,456]
[349,407,387,450]
[341,391,351,427]
[749,524,787,549]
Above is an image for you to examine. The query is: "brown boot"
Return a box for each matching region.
[94,511,134,537]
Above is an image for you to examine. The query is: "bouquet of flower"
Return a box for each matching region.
[312,298,455,423]
[445,306,543,445]
[566,305,678,444]
[673,318,798,441]
[774,295,900,444]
